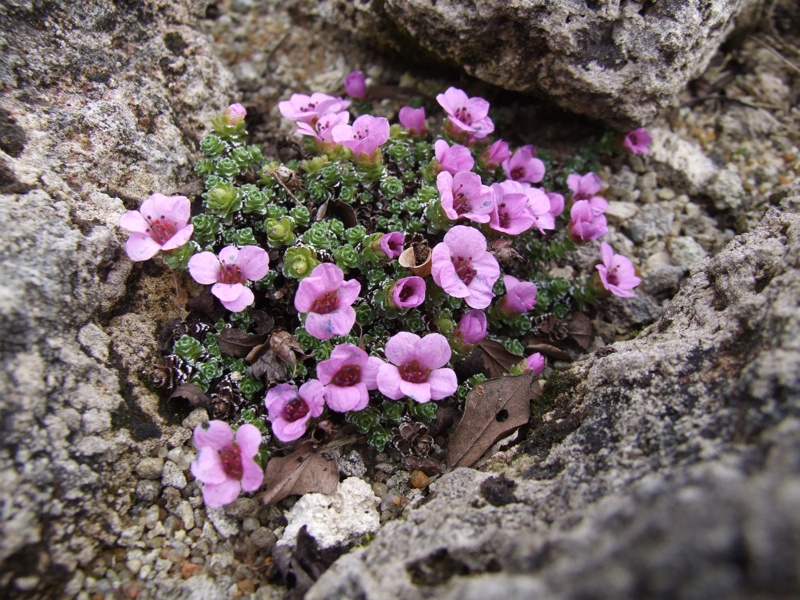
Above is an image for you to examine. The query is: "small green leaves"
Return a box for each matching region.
[265,217,296,247]
[204,182,241,220]
[283,246,319,279]
[174,335,204,363]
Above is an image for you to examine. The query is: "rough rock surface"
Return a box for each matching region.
[307,202,800,599]
[311,0,761,128]
[0,0,234,595]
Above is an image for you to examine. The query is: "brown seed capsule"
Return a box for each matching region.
[408,469,429,489]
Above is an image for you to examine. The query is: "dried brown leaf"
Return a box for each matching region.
[315,200,358,228]
[217,312,273,357]
[477,340,523,378]
[248,348,290,383]
[567,312,593,350]
[169,383,211,409]
[525,338,573,362]
[262,441,339,505]
[270,330,306,375]
[446,372,539,469]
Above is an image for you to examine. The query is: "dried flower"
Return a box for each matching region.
[390,276,427,309]
[344,70,367,100]
[120,193,194,261]
[623,127,652,155]
[188,245,269,312]
[431,225,500,309]
[436,87,494,140]
[377,332,458,403]
[316,344,383,412]
[596,242,640,297]
[265,380,325,442]
[502,145,545,183]
[398,106,426,136]
[434,140,474,175]
[294,263,361,340]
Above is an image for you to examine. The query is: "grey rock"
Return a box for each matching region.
[135,480,161,504]
[161,462,187,490]
[669,236,709,269]
[206,507,241,538]
[222,497,259,519]
[251,527,278,552]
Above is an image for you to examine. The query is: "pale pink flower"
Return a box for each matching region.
[499,275,537,316]
[502,145,545,183]
[377,332,457,403]
[398,106,426,136]
[546,191,565,218]
[332,114,390,160]
[294,263,361,340]
[434,140,474,175]
[120,193,194,262]
[344,70,367,100]
[596,242,641,297]
[489,182,534,235]
[188,245,269,312]
[191,421,263,507]
[431,225,500,309]
[438,171,495,224]
[436,87,494,139]
[524,186,556,233]
[297,111,350,142]
[317,344,383,412]
[569,200,608,243]
[454,309,488,345]
[265,381,325,442]
[279,93,350,124]
[391,276,426,309]
[380,232,404,258]
[567,172,608,214]
[523,353,545,376]
[481,139,511,170]
[623,128,652,155]
[223,103,246,125]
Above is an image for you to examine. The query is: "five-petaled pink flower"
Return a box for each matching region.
[454,309,488,345]
[279,93,350,124]
[567,172,608,214]
[398,106,426,136]
[391,276,426,309]
[317,344,383,412]
[120,193,194,262]
[489,181,535,235]
[191,420,263,507]
[188,245,269,312]
[623,128,652,155]
[377,332,458,403]
[297,111,350,143]
[596,242,641,297]
[499,275,537,316]
[502,145,545,184]
[344,70,367,100]
[332,114,390,160]
[294,263,361,340]
[436,87,494,140]
[380,232,404,258]
[481,139,511,170]
[569,200,608,243]
[438,171,495,224]
[434,140,475,175]
[431,225,500,309]
[265,381,325,442]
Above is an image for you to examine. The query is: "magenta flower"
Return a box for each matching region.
[523,185,556,233]
[398,106,426,136]
[431,225,500,309]
[596,242,641,298]
[223,103,246,125]
[332,114,390,160]
[623,128,652,155]
[317,344,383,412]
[569,200,608,243]
[391,276,426,309]
[489,184,535,235]
[294,263,361,340]
[502,145,545,184]
[481,139,511,170]
[190,421,263,507]
[344,70,367,100]
[297,110,350,142]
[499,275,537,316]
[279,93,350,124]
[436,87,494,140]
[546,191,565,218]
[377,332,458,403]
[567,172,608,214]
[438,171,495,224]
[523,353,546,376]
[119,193,194,262]
[380,232,404,258]
[188,245,269,312]
[454,309,488,345]
[434,140,475,175]
[265,381,325,442]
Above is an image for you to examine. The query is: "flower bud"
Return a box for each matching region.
[223,102,247,125]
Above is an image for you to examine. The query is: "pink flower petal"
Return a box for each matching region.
[125,233,161,262]
[325,305,357,338]
[220,286,254,312]
[160,224,194,251]
[119,210,151,233]
[399,380,431,403]
[417,333,451,369]
[240,456,264,492]
[325,383,368,412]
[384,332,420,366]
[273,416,310,442]
[299,379,326,416]
[600,242,614,266]
[190,448,227,485]
[376,364,404,400]
[161,195,191,225]
[235,246,270,281]
[194,421,233,451]
[212,282,245,303]
[362,357,384,389]
[338,278,362,306]
[188,252,221,284]
[235,424,262,458]
[138,193,167,221]
[202,479,241,507]
[428,368,458,400]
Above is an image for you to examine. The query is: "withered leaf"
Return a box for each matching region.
[217,311,274,357]
[248,348,290,383]
[447,372,539,469]
[526,338,572,362]
[262,441,339,505]
[315,199,358,228]
[566,312,593,350]
[488,238,522,264]
[169,383,211,409]
[270,330,306,375]
[477,339,523,378]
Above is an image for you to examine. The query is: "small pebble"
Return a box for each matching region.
[409,470,429,489]
[135,458,164,480]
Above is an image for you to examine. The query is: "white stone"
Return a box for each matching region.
[605,201,639,221]
[206,507,240,538]
[173,500,195,531]
[669,236,708,270]
[161,461,187,490]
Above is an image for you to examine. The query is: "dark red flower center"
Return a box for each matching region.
[283,397,310,422]
[498,203,511,228]
[219,444,243,479]
[399,285,415,302]
[311,290,339,314]
[218,262,245,285]
[606,265,620,286]
[453,255,477,286]
[146,214,177,244]
[510,166,525,180]
[454,106,473,125]
[399,359,430,384]
[332,364,361,387]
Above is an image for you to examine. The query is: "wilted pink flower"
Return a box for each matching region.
[499,275,537,316]
[344,70,367,100]
[569,200,608,242]
[436,87,494,140]
[380,232,404,258]
[596,242,641,297]
[454,309,488,345]
[481,139,511,170]
[279,93,350,124]
[223,103,246,125]
[546,191,565,218]
[297,110,350,142]
[431,225,500,309]
[502,145,545,183]
[332,114,390,160]
[434,140,474,174]
[489,185,535,235]
[391,276,426,309]
[438,171,495,224]
[188,245,269,312]
[295,263,361,340]
[377,332,458,403]
[191,421,263,507]
[265,381,325,442]
[398,106,426,136]
[120,193,194,262]
[523,353,545,376]
[317,344,383,412]
[623,127,652,155]
[567,172,608,214]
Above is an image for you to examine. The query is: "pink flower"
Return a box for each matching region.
[499,275,537,316]
[223,103,246,125]
[377,332,458,403]
[569,200,608,243]
[502,145,545,184]
[119,193,194,262]
[398,106,426,136]
[279,93,350,124]
[489,183,535,235]
[294,263,361,340]
[546,191,565,218]
[188,245,269,312]
[190,421,263,507]
[596,242,641,297]
[434,140,474,175]
[297,111,350,142]
[431,225,500,309]
[265,381,325,442]
[523,353,545,376]
[391,276,426,309]
[380,232,404,258]
[438,171,495,224]
[623,128,652,155]
[332,114,390,160]
[344,70,367,100]
[436,87,494,140]
[481,139,511,170]
[454,309,488,345]
[524,186,556,233]
[567,172,608,214]
[317,344,383,412]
